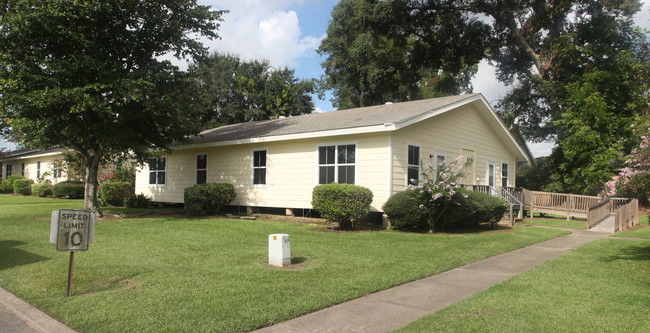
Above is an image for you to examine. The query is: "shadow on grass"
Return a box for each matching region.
[0,240,49,270]
[601,243,650,263]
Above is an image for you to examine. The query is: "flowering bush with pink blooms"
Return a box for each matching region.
[604,123,650,205]
[406,155,469,233]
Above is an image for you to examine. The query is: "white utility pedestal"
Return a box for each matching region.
[268,234,291,267]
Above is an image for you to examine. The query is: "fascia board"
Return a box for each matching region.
[172,123,396,151]
[393,94,483,130]
[0,151,62,161]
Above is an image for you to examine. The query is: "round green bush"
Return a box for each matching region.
[383,190,429,230]
[32,182,53,197]
[124,193,152,208]
[1,175,26,193]
[52,181,85,199]
[438,191,508,229]
[311,183,373,230]
[184,183,236,215]
[0,180,10,193]
[13,178,35,195]
[100,182,134,207]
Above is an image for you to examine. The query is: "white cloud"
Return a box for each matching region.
[199,0,323,68]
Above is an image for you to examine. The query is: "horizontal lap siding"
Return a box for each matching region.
[391,104,516,194]
[2,155,67,184]
[136,133,391,211]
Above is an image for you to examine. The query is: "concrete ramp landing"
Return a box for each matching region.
[589,215,615,233]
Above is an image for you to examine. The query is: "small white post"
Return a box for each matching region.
[268,234,291,267]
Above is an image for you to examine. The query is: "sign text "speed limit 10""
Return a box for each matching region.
[50,209,95,251]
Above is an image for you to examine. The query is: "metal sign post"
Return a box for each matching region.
[50,209,95,296]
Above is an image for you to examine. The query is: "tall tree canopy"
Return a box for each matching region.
[0,0,225,213]
[319,0,648,194]
[188,53,316,129]
[318,0,487,109]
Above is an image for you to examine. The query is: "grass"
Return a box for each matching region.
[0,195,569,332]
[524,218,587,229]
[395,238,650,333]
[612,215,650,239]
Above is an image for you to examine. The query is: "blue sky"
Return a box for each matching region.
[2,0,650,155]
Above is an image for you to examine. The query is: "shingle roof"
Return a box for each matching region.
[185,94,480,144]
[0,147,62,161]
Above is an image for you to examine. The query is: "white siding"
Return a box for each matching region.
[135,132,391,211]
[391,103,517,194]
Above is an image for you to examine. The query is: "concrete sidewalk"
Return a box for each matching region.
[0,288,76,333]
[254,229,610,333]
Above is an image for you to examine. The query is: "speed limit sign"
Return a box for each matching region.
[50,209,95,251]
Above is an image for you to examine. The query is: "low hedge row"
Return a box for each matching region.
[32,182,53,197]
[184,183,236,215]
[383,190,508,230]
[52,181,85,199]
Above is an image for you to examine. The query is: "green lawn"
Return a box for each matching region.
[0,195,569,332]
[395,238,650,332]
[524,218,587,229]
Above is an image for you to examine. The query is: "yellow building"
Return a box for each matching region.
[135,94,531,213]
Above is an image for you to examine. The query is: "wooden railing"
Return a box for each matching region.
[587,198,611,229]
[615,199,640,232]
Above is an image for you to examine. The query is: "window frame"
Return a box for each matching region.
[252,149,267,186]
[501,162,509,188]
[148,156,167,186]
[196,154,207,184]
[21,163,25,177]
[317,143,357,185]
[5,164,12,178]
[36,161,41,179]
[407,144,421,186]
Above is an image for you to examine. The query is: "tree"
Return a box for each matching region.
[0,0,225,214]
[317,0,485,109]
[188,53,315,129]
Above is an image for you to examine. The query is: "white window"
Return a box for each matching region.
[253,150,267,185]
[53,164,62,178]
[318,144,355,184]
[487,161,495,187]
[21,163,25,177]
[36,161,41,179]
[196,154,207,184]
[501,162,509,188]
[5,164,12,178]
[148,156,166,185]
[407,145,420,185]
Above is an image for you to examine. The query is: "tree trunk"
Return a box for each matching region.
[84,149,103,217]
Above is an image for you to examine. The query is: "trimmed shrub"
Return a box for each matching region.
[0,180,10,193]
[385,190,508,231]
[124,193,152,208]
[13,178,34,195]
[52,181,85,199]
[438,191,508,229]
[311,183,373,230]
[1,175,25,193]
[383,190,429,230]
[184,183,236,215]
[32,182,53,197]
[100,182,134,207]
